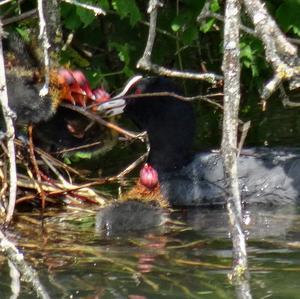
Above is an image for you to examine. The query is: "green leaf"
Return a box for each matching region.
[171,13,193,33]
[76,7,96,28]
[200,18,215,33]
[109,42,132,66]
[61,3,83,30]
[210,0,220,12]
[276,0,300,37]
[112,0,141,26]
[15,27,30,42]
[240,43,253,61]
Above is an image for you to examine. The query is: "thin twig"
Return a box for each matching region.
[62,0,106,15]
[60,103,144,139]
[28,125,47,209]
[2,9,37,26]
[137,0,222,84]
[197,10,300,46]
[115,152,148,179]
[0,0,15,6]
[15,139,84,178]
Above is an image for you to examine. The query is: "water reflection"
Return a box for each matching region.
[184,204,298,240]
[1,203,300,298]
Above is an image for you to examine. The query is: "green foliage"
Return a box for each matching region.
[2,0,300,149]
[276,0,300,37]
[112,0,141,26]
[15,26,31,42]
[240,40,262,78]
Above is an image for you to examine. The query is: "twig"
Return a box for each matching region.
[55,140,103,154]
[2,9,37,26]
[0,229,51,299]
[197,9,300,46]
[60,103,144,140]
[28,125,47,209]
[15,139,84,178]
[237,121,251,157]
[137,0,222,84]
[16,175,106,205]
[115,152,148,179]
[243,0,300,100]
[280,84,300,108]
[62,0,106,16]
[111,91,224,109]
[0,21,17,223]
[0,0,15,6]
[37,0,50,96]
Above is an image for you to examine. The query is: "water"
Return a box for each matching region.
[1,202,300,298]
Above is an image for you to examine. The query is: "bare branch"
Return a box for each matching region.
[0,21,17,223]
[137,0,222,84]
[197,8,300,46]
[243,0,300,100]
[37,0,51,96]
[0,229,50,299]
[222,0,251,285]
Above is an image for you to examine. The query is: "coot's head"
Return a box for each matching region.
[98,76,196,172]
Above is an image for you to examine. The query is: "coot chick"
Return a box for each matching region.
[95,200,168,237]
[98,76,300,206]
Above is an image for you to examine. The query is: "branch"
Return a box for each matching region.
[137,0,222,84]
[0,229,50,299]
[197,7,300,46]
[37,0,50,96]
[0,0,16,6]
[0,21,17,223]
[62,0,106,16]
[243,0,300,100]
[2,9,37,26]
[222,0,251,286]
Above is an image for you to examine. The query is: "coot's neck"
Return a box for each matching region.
[124,77,196,173]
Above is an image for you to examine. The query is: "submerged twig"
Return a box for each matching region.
[0,229,51,299]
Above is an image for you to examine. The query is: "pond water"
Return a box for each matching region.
[1,200,300,299]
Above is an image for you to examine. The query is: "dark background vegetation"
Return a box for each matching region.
[2,0,300,151]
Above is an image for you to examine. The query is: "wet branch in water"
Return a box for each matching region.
[0,229,51,299]
[222,0,251,296]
